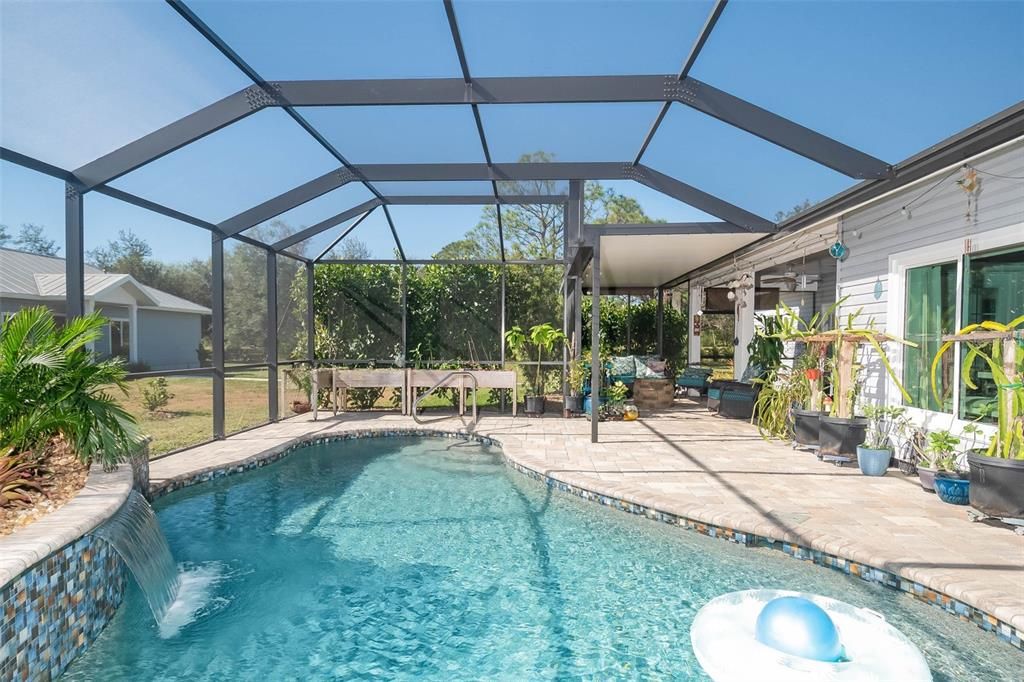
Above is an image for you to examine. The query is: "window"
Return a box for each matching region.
[901,244,1023,420]
[109,320,130,361]
[960,246,1024,420]
[903,261,957,412]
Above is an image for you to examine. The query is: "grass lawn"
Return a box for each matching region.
[119,375,270,457]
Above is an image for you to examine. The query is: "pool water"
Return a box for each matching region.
[66,437,1022,680]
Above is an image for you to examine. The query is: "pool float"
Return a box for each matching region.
[690,589,931,681]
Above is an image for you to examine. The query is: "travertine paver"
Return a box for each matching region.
[149,401,1024,631]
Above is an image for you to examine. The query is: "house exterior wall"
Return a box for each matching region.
[0,296,67,318]
[837,141,1024,410]
[136,308,204,371]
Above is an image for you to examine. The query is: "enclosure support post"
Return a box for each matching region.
[574,276,583,361]
[305,262,315,362]
[656,286,665,357]
[500,265,507,414]
[266,251,278,422]
[591,239,601,443]
[562,275,570,411]
[626,294,632,355]
[401,264,408,365]
[212,236,225,439]
[64,183,85,319]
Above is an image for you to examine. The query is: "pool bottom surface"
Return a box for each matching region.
[65,437,1021,680]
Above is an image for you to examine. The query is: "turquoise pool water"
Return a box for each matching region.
[66,437,1021,680]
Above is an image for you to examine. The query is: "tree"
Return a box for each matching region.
[13,224,58,256]
[774,199,813,222]
[0,224,10,247]
[88,229,164,285]
[458,152,663,260]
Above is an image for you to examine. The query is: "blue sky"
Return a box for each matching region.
[2,0,1021,263]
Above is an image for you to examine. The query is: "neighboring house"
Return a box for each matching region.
[684,137,1023,435]
[0,247,211,370]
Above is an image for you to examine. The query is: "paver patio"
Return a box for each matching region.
[150,400,1024,633]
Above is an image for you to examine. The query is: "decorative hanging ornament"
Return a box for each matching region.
[873,278,884,300]
[829,241,848,260]
[958,165,980,222]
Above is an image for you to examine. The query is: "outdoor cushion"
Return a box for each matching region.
[608,356,636,379]
[635,355,668,379]
[738,363,764,384]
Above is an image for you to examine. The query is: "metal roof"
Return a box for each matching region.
[0,248,210,315]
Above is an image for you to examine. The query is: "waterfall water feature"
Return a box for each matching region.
[93,490,181,623]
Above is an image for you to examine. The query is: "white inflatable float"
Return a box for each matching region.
[691,589,932,682]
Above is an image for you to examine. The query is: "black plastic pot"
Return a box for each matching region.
[968,451,1024,519]
[564,395,583,415]
[525,395,546,415]
[819,416,868,457]
[792,409,825,446]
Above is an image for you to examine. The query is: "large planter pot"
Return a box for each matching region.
[968,451,1024,519]
[934,477,971,506]
[524,395,546,415]
[918,465,938,492]
[564,395,583,416]
[856,446,892,476]
[819,416,868,457]
[792,409,824,446]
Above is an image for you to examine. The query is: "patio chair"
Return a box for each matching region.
[675,365,713,396]
[707,363,764,420]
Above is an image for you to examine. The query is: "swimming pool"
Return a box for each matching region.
[66,437,1021,680]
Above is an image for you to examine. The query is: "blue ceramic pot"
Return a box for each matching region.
[933,477,970,505]
[856,446,891,476]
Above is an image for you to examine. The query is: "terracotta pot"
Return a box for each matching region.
[291,400,311,414]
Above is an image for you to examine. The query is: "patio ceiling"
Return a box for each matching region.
[2,0,1022,276]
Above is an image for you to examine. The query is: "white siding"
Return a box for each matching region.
[838,142,1024,406]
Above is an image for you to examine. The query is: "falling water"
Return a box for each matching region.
[93,490,181,623]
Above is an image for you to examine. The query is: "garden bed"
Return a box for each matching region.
[0,438,87,536]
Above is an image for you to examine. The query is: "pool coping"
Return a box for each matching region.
[147,425,1024,652]
[0,463,133,590]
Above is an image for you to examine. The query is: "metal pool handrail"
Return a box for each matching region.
[412,371,479,429]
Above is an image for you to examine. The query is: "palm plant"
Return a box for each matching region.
[504,323,566,396]
[0,307,142,468]
[931,316,1024,459]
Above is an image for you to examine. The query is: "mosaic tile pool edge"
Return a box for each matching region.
[147,428,1023,652]
[0,534,126,682]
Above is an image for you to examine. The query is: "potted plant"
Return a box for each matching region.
[914,429,960,492]
[765,301,838,447]
[565,356,586,416]
[808,307,916,458]
[931,316,1024,518]
[599,380,630,421]
[856,405,907,476]
[792,349,829,447]
[505,323,566,415]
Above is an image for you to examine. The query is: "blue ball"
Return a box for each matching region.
[755,596,843,662]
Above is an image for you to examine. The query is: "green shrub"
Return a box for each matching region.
[0,307,142,468]
[141,377,174,413]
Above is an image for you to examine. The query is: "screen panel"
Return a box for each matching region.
[389,205,499,261]
[691,1,1024,161]
[311,263,402,363]
[112,109,340,224]
[189,0,462,80]
[643,104,853,221]
[457,0,715,77]
[482,103,661,163]
[0,1,249,170]
[299,106,486,165]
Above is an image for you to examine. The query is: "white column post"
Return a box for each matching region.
[687,282,702,366]
[733,271,757,378]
